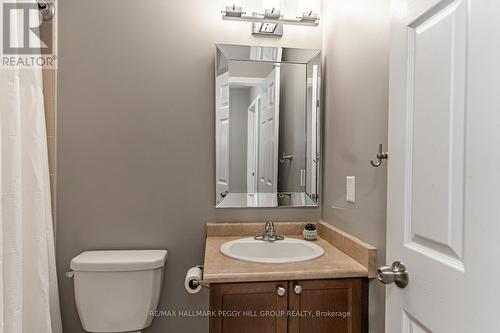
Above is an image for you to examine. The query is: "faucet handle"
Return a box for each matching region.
[254,221,283,241]
[265,221,275,235]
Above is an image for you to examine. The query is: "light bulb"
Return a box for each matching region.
[262,0,281,11]
[224,0,244,17]
[262,0,282,18]
[297,0,319,20]
[225,0,243,7]
[298,0,319,15]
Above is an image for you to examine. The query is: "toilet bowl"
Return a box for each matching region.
[70,250,168,333]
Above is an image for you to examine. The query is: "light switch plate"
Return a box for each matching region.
[346,176,355,203]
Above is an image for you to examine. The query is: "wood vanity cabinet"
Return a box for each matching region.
[287,278,368,333]
[209,278,368,333]
[210,281,288,333]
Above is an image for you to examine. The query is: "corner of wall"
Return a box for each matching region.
[319,0,391,332]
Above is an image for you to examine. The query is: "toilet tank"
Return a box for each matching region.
[70,250,168,333]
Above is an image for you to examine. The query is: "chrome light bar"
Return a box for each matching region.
[222,14,319,26]
[221,8,319,27]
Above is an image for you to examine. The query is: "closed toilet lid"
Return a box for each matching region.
[70,250,168,272]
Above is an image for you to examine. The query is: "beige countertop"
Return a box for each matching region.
[203,222,376,284]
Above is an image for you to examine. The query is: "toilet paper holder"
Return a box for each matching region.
[187,265,209,290]
[192,265,208,288]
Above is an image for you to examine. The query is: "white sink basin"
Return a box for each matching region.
[220,237,324,264]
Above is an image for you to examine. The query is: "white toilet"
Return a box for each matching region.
[70,250,168,333]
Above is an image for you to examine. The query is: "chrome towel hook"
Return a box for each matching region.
[370,144,388,167]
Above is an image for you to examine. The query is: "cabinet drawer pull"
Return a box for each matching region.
[294,284,302,295]
[277,286,286,297]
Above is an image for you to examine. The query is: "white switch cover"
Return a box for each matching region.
[346,176,355,203]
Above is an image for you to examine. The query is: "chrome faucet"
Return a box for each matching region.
[254,221,284,242]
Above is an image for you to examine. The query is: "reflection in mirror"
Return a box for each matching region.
[215,45,321,208]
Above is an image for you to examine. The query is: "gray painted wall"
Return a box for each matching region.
[321,0,390,332]
[278,63,307,193]
[56,1,321,332]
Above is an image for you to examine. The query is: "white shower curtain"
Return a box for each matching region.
[0,1,63,332]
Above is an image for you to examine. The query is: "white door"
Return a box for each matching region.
[215,72,229,203]
[257,66,280,193]
[247,97,259,193]
[386,0,500,332]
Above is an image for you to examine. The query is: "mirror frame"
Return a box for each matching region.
[215,44,321,208]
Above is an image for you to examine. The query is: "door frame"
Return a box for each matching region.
[247,96,260,193]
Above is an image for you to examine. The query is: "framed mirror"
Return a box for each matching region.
[215,44,321,208]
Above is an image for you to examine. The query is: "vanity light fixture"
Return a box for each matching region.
[221,11,320,26]
[225,4,244,17]
[221,0,319,37]
[299,10,318,22]
[263,7,281,19]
